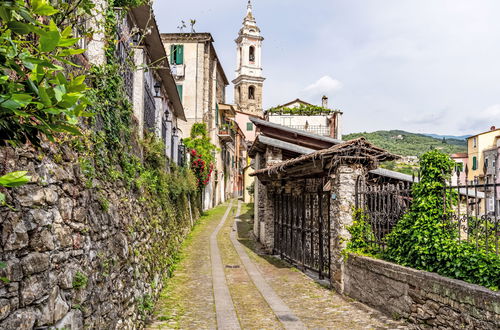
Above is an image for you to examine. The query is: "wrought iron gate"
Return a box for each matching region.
[273,179,331,280]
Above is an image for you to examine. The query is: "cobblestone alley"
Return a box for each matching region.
[147,201,407,330]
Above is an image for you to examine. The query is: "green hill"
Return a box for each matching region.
[343,130,467,157]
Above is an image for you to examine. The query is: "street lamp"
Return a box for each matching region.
[154,82,161,97]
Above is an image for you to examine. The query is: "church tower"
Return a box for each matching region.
[233,0,265,116]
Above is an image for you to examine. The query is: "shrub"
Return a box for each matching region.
[384,150,500,290]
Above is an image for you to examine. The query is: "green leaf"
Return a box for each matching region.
[61,26,73,37]
[0,193,5,206]
[59,48,85,56]
[43,108,63,115]
[0,171,31,188]
[49,124,82,136]
[12,93,33,105]
[7,21,32,35]
[0,7,12,21]
[58,37,79,47]
[53,85,66,102]
[73,75,86,86]
[0,261,6,269]
[39,30,60,52]
[0,277,10,284]
[31,0,59,16]
[38,86,52,106]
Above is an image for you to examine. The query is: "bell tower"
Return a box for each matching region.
[233,0,265,116]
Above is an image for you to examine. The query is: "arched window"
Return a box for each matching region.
[249,46,255,62]
[248,86,255,100]
[237,86,241,103]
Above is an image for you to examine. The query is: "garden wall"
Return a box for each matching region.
[344,254,500,329]
[0,145,197,329]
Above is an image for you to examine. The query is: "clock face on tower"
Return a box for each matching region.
[233,0,265,116]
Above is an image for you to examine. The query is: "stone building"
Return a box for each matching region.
[161,32,231,208]
[233,0,265,116]
[265,97,343,140]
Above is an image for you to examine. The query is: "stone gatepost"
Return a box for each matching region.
[260,186,276,252]
[329,164,367,293]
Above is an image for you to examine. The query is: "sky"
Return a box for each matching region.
[153,0,500,136]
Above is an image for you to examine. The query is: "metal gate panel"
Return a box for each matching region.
[273,179,331,281]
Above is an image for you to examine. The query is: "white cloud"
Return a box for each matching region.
[460,105,500,133]
[303,76,343,95]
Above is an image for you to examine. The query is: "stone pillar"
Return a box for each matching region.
[154,97,163,138]
[329,164,366,293]
[86,0,107,65]
[260,186,275,252]
[132,47,145,139]
[253,153,261,238]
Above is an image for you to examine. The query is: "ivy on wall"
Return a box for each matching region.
[348,150,500,291]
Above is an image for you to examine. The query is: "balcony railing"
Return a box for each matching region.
[288,125,330,137]
[217,128,235,142]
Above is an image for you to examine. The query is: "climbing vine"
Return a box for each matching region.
[183,123,217,189]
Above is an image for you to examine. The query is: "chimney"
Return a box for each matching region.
[322,95,328,108]
[491,126,496,131]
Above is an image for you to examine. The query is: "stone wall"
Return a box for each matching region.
[344,254,500,329]
[0,145,196,329]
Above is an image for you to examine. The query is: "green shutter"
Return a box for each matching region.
[176,45,184,65]
[170,45,175,64]
[215,104,219,126]
[473,157,477,170]
[246,122,253,131]
[176,85,183,102]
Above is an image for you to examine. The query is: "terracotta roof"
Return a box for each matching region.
[451,153,468,158]
[251,137,399,177]
[467,127,500,139]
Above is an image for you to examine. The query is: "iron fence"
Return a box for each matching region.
[177,143,186,167]
[355,178,412,251]
[273,178,331,280]
[355,173,500,256]
[446,174,499,256]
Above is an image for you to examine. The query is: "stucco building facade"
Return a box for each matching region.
[161,33,230,209]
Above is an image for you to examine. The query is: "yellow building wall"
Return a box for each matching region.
[243,158,255,203]
[467,129,500,182]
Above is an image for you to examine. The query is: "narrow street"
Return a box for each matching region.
[148,201,406,330]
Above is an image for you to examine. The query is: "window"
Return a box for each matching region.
[238,86,241,103]
[170,45,184,65]
[249,46,255,62]
[176,84,183,102]
[472,156,477,170]
[473,137,477,148]
[246,122,253,131]
[248,86,255,100]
